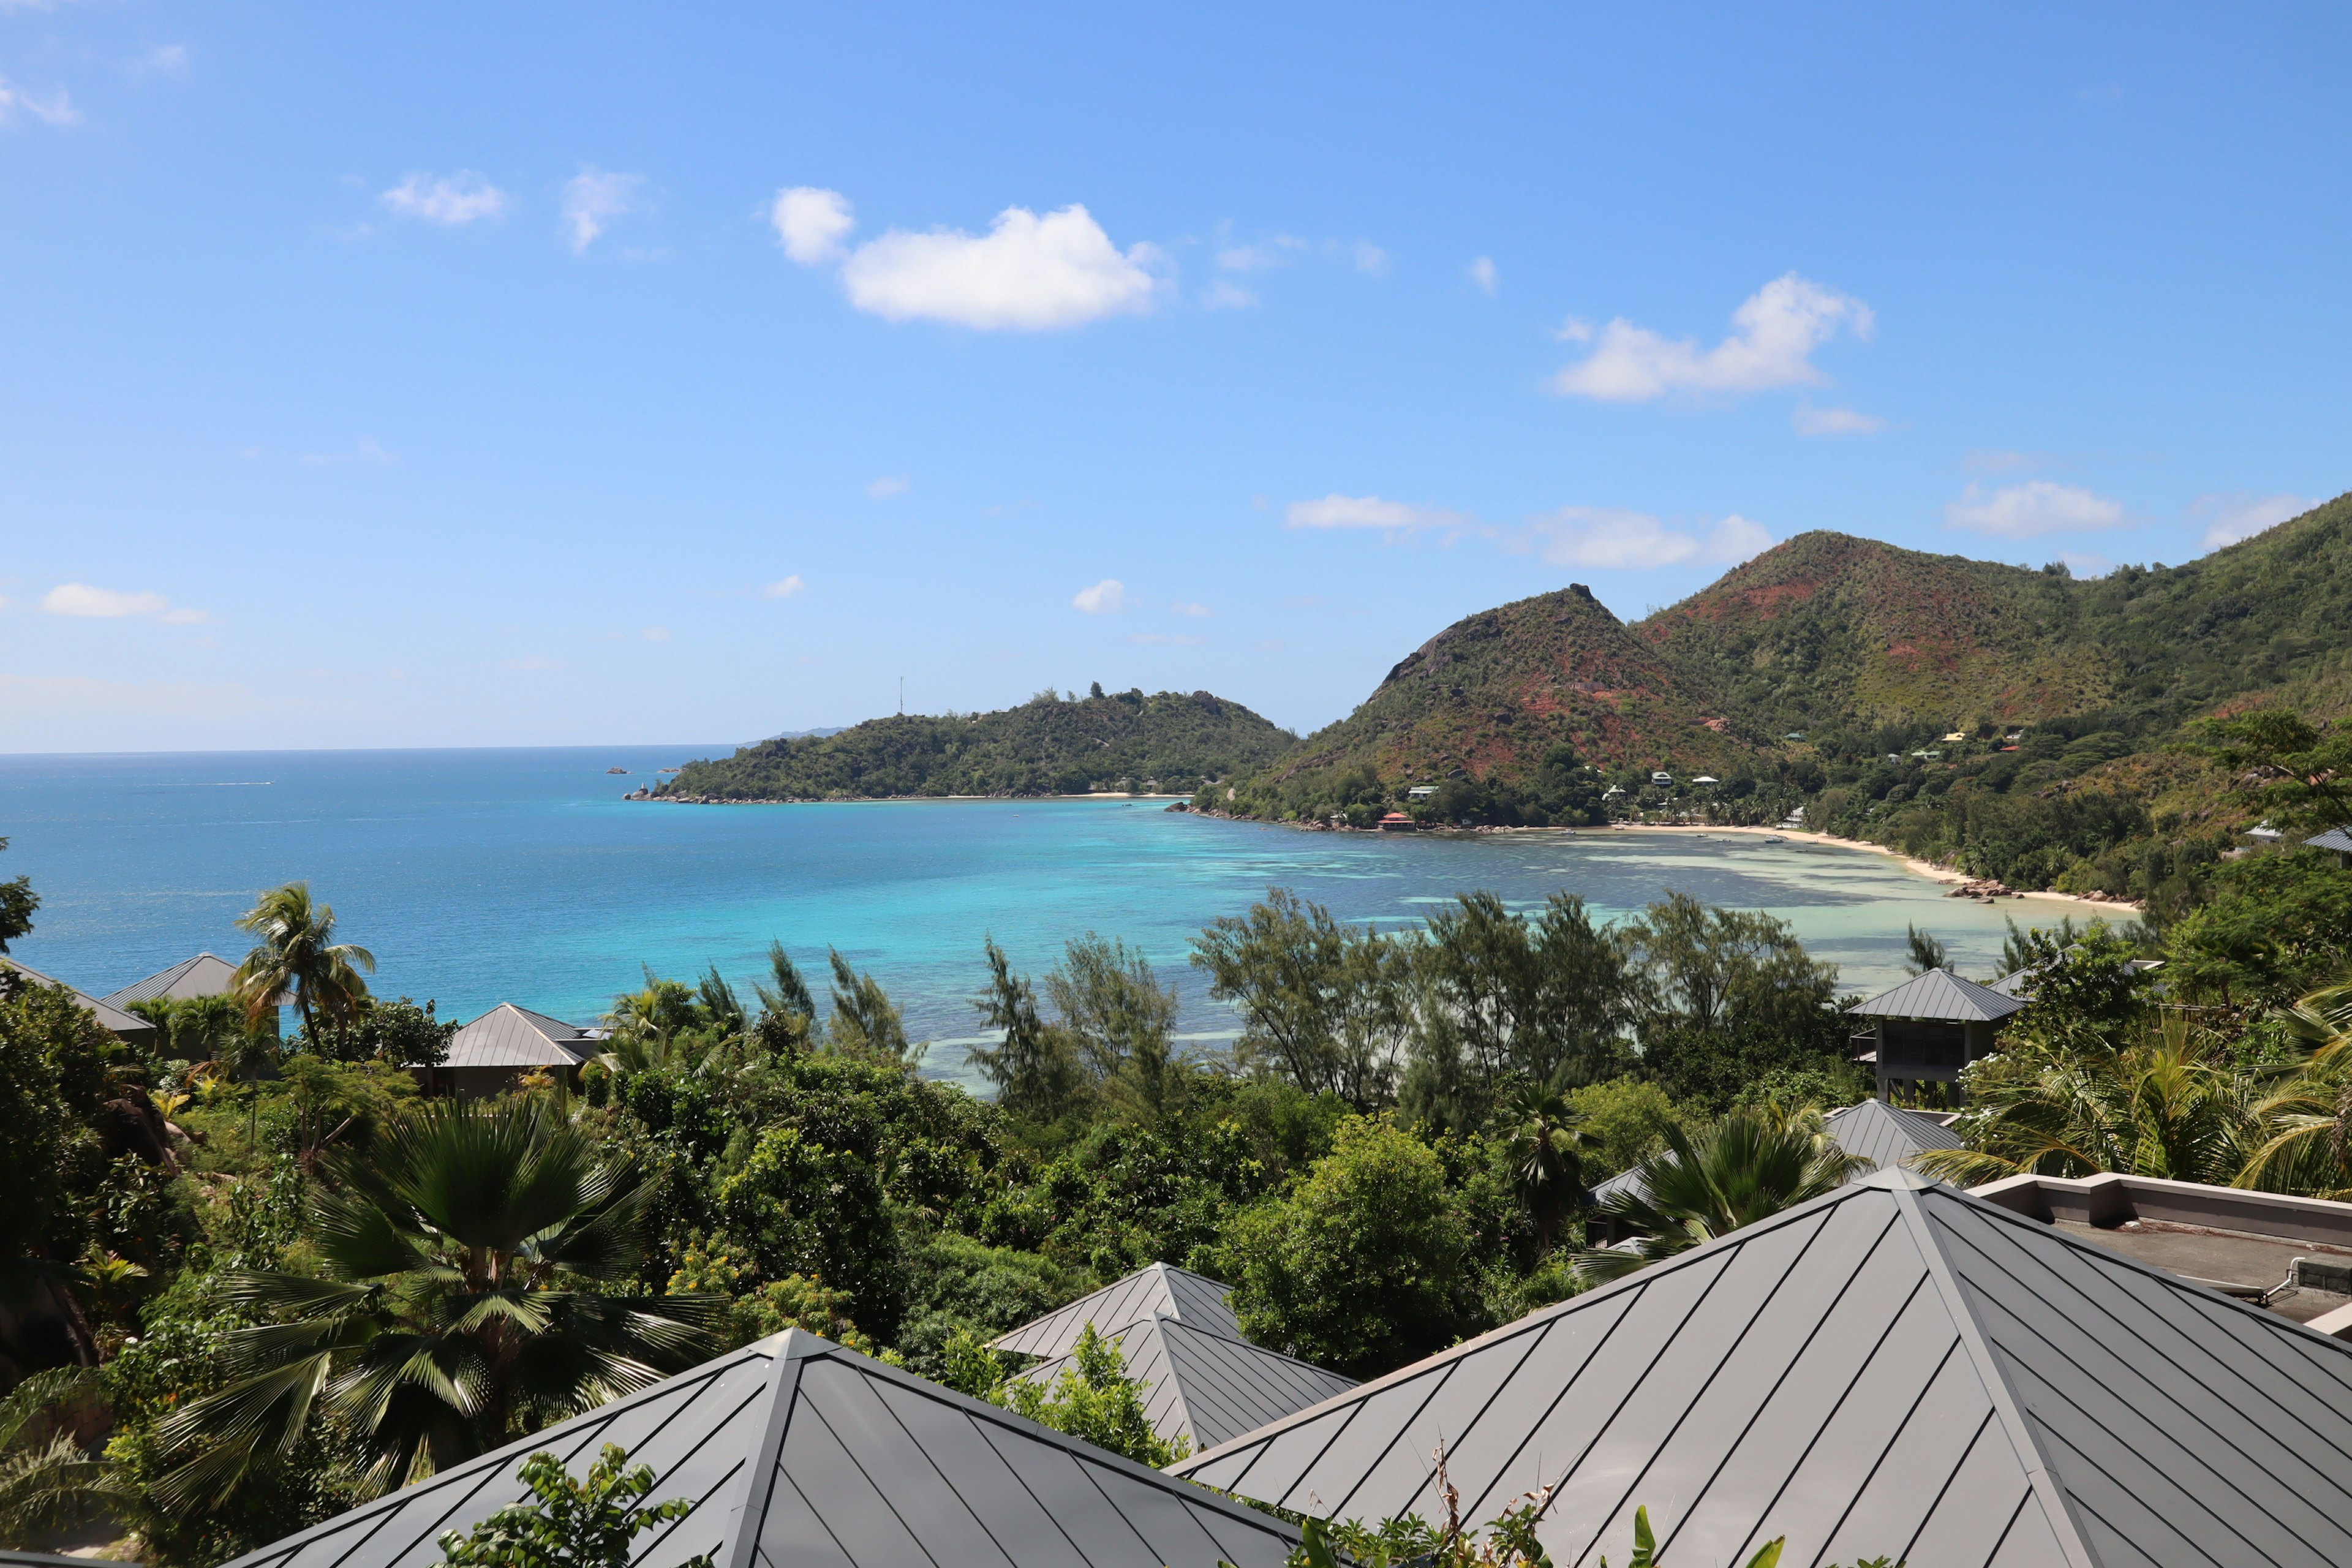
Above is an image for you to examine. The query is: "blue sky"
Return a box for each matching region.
[3,4,2346,752]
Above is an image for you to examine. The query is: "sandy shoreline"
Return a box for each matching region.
[1607,823,2143,914]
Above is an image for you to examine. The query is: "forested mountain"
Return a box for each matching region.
[659,687,1294,801]
[1216,493,2352,906]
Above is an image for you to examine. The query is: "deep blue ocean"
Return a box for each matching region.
[0,747,2067,1088]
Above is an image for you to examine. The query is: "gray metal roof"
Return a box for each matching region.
[1174,1169,2352,1568]
[1,956,157,1041]
[1010,1312,1357,1453]
[442,1003,600,1069]
[2308,826,2352,854]
[992,1264,1242,1358]
[100,951,244,1008]
[1823,1098,1964,1172]
[1849,967,2026,1022]
[225,1331,1295,1568]
[1589,1166,1649,1206]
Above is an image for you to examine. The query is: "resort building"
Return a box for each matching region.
[1847,968,2026,1102]
[99,951,244,1011]
[220,1329,1297,1568]
[992,1264,1357,1453]
[2309,824,2352,865]
[427,1002,606,1098]
[0,956,157,1049]
[1173,1168,2352,1567]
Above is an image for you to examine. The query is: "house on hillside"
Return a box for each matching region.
[426,1003,605,1097]
[1847,968,2025,1103]
[991,1263,1357,1454]
[1174,1168,2352,1566]
[2309,825,2352,866]
[101,951,287,1037]
[1377,812,1415,831]
[0,956,157,1049]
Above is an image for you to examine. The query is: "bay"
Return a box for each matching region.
[0,746,2072,1088]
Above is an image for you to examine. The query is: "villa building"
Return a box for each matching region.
[426,1002,605,1097]
[1847,968,2026,1102]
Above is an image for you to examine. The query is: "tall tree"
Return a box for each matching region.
[232,883,375,1039]
[1502,1074,1601,1256]
[825,949,921,1069]
[1044,934,1180,1114]
[153,1099,714,1502]
[1191,889,1404,1110]
[965,938,1084,1118]
[0,837,36,955]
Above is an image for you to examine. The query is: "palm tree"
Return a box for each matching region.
[0,1366,107,1547]
[1574,1107,1866,1286]
[1916,1014,2252,1188]
[232,883,375,1038]
[2235,978,2352,1198]
[153,1099,715,1504]
[1502,1075,1600,1256]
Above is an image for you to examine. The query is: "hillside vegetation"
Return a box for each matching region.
[660,687,1294,801]
[1214,494,2352,910]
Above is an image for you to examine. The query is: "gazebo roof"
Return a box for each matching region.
[1822,1097,1964,1172]
[1011,1311,1357,1454]
[1849,966,2026,1023]
[442,1003,601,1069]
[2308,826,2352,854]
[227,1332,1295,1568]
[1174,1169,2352,1567]
[991,1263,1241,1358]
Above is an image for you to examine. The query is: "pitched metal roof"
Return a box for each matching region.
[1,956,157,1040]
[1589,1166,1649,1206]
[1823,1098,1964,1172]
[1173,1169,2352,1568]
[1011,1312,1359,1453]
[100,951,244,1008]
[442,1003,600,1069]
[1849,967,2026,1022]
[992,1264,1242,1358]
[225,1332,1295,1568]
[2308,826,2352,854]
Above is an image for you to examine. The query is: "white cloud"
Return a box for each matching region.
[772,186,854,264]
[865,475,909,499]
[1216,235,1307,272]
[1553,273,1872,402]
[761,575,806,600]
[562,167,642,253]
[2193,492,2316,549]
[1348,239,1389,276]
[1126,631,1205,646]
[837,204,1159,330]
[131,43,189,80]
[1555,316,1594,343]
[1072,578,1127,614]
[1284,494,1468,532]
[1964,449,2053,474]
[1202,280,1256,310]
[40,582,209,623]
[1793,403,1885,436]
[640,627,671,641]
[1468,256,1497,296]
[1945,480,2125,538]
[0,77,77,127]
[300,437,395,466]
[382,172,507,225]
[2059,551,2114,578]
[1515,510,1772,570]
[1172,601,1213,617]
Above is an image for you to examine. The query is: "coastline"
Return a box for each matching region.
[1605,822,2144,915]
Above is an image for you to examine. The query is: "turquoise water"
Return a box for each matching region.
[0,747,2068,1087]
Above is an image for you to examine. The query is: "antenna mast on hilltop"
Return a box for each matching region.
[899,676,904,715]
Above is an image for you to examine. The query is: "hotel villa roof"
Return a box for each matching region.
[991,1264,1242,1359]
[1172,1169,2352,1568]
[2309,826,2352,854]
[1011,1312,1358,1453]
[1,955,156,1041]
[1849,966,2027,1023]
[442,1003,603,1069]
[1822,1097,1966,1172]
[225,1331,1296,1568]
[100,951,246,1009]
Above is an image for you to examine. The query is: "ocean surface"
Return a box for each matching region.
[0,747,2075,1088]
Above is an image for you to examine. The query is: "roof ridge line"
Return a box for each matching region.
[716,1336,805,1568]
[1891,1185,2100,1568]
[1150,1316,1359,1379]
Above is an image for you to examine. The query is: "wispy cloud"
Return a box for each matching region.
[761,575,806,600]
[1468,256,1498,296]
[1945,480,2125,538]
[1216,235,1308,273]
[1202,279,1256,310]
[40,582,209,624]
[1964,449,2059,475]
[639,627,671,642]
[562,167,643,253]
[1512,510,1771,569]
[503,655,561,671]
[1792,403,1884,436]
[130,43,189,80]
[1284,494,1469,533]
[777,187,1160,330]
[865,475,909,499]
[1171,601,1213,617]
[0,76,77,127]
[300,437,395,466]
[1126,631,1205,646]
[1553,273,1872,402]
[2192,491,2316,550]
[382,172,507,225]
[1072,579,1127,614]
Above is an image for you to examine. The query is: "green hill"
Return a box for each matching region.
[658,687,1295,801]
[1216,494,2352,894]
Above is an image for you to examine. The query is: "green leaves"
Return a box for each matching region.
[991,1323,1187,1468]
[434,1444,710,1568]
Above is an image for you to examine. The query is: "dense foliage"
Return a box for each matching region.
[659,685,1294,800]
